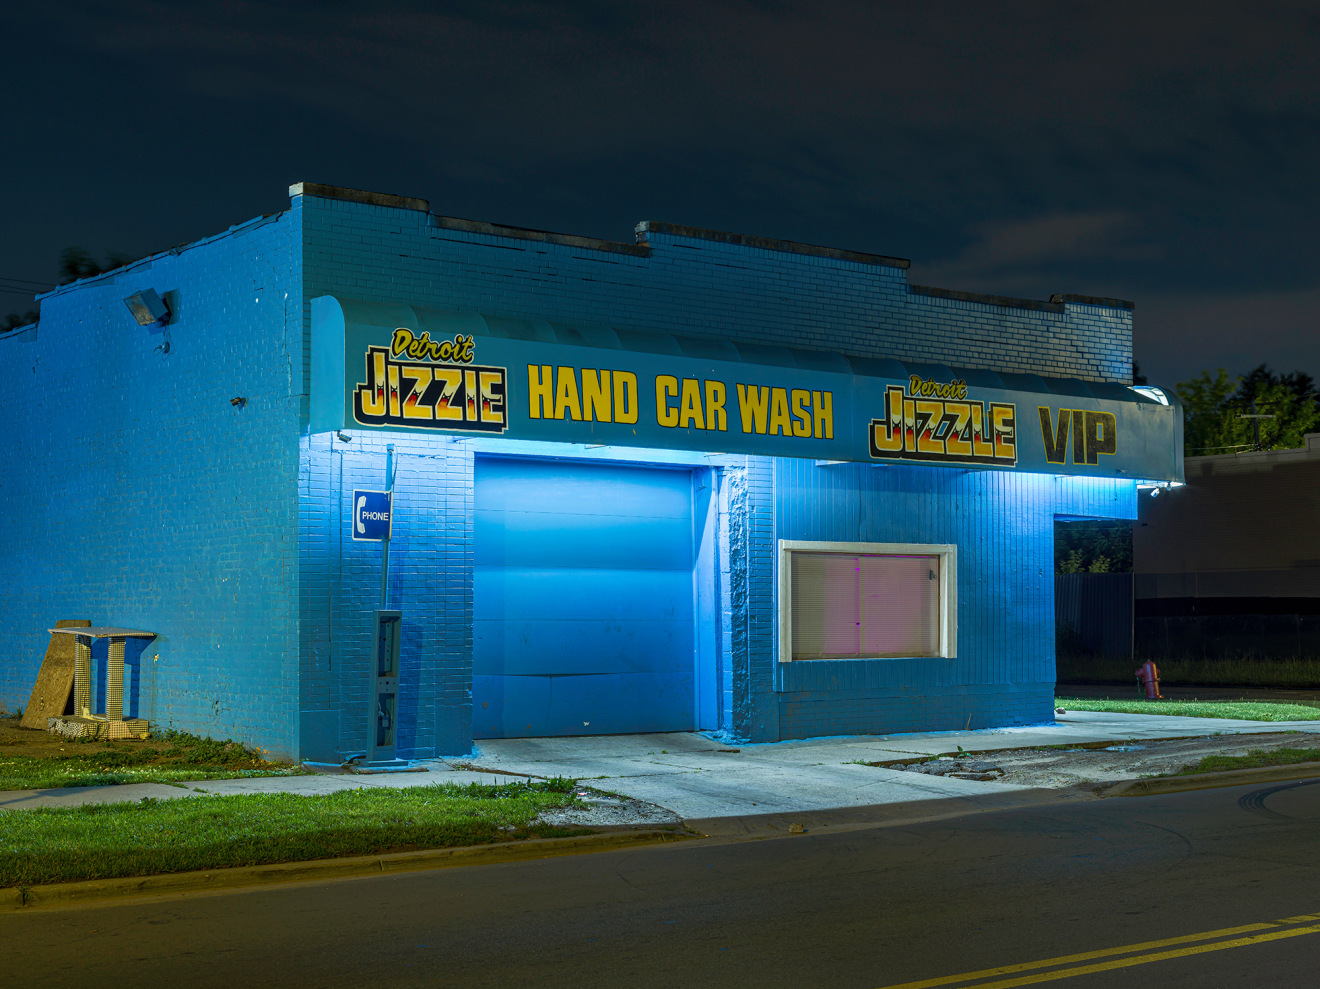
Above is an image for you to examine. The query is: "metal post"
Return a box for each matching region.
[365,444,406,768]
[380,443,394,609]
[74,636,91,716]
[106,637,125,721]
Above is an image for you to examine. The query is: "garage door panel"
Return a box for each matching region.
[476,510,693,570]
[477,460,693,518]
[474,567,694,622]
[474,619,693,676]
[472,672,696,738]
[473,457,697,739]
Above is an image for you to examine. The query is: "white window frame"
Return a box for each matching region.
[778,540,958,663]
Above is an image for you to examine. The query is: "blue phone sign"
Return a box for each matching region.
[352,490,393,541]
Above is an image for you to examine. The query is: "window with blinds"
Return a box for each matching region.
[790,551,942,660]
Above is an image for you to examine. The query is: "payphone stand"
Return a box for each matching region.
[365,609,405,766]
[360,443,410,770]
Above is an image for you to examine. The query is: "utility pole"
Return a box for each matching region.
[1237,398,1276,452]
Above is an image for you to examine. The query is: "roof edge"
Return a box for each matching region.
[635,221,911,269]
[291,182,430,213]
[910,283,1064,313]
[37,212,286,301]
[1050,293,1135,310]
[431,216,648,256]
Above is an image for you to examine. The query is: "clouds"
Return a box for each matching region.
[909,212,1151,293]
[3,0,1319,384]
[28,1,1320,163]
[1136,288,1320,388]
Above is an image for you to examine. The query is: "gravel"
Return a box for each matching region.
[883,732,1320,789]
[537,791,684,828]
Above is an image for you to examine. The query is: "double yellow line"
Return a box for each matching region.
[876,913,1320,989]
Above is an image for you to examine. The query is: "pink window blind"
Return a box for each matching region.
[790,552,940,660]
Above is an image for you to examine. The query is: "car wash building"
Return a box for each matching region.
[0,183,1182,762]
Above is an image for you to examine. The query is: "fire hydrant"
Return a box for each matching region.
[1135,660,1163,700]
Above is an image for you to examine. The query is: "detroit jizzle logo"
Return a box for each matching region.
[353,328,508,433]
[869,376,1017,466]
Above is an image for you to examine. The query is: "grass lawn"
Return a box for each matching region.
[1,778,589,889]
[1056,655,1320,688]
[1176,747,1320,775]
[1056,697,1320,722]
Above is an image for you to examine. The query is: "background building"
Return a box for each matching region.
[1135,435,1320,661]
[0,183,1181,761]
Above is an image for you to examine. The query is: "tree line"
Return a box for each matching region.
[1059,362,1318,574]
[3,248,135,331]
[1175,366,1319,456]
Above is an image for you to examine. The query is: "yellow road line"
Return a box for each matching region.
[876,918,1320,989]
[953,924,1320,989]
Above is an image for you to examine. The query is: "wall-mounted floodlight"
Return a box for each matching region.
[1128,385,1170,406]
[1137,479,1184,497]
[230,396,247,408]
[123,288,170,327]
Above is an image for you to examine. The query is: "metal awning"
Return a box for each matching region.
[311,295,1183,482]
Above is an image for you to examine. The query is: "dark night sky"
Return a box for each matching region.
[4,0,1318,388]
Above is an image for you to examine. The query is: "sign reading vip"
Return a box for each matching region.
[352,490,393,541]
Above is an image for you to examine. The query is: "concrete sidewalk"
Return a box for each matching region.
[465,710,1320,818]
[4,711,1320,819]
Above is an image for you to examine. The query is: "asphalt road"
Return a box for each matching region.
[5,780,1320,989]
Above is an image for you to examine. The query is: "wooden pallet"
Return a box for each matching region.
[19,619,91,730]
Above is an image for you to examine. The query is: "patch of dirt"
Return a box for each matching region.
[882,732,1320,790]
[0,714,151,760]
[0,715,288,772]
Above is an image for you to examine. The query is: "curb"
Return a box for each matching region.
[1104,761,1320,797]
[1,827,694,912]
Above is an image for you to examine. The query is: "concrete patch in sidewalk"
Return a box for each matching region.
[0,782,201,811]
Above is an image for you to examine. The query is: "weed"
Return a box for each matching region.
[1176,747,1320,775]
[538,776,577,793]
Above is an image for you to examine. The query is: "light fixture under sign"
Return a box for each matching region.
[123,288,171,327]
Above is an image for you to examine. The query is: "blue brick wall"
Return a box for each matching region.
[0,185,1143,761]
[0,211,304,758]
[297,431,474,761]
[299,195,1131,387]
[768,461,1137,739]
[295,188,1139,752]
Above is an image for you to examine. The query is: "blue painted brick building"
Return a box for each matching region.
[0,182,1181,761]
